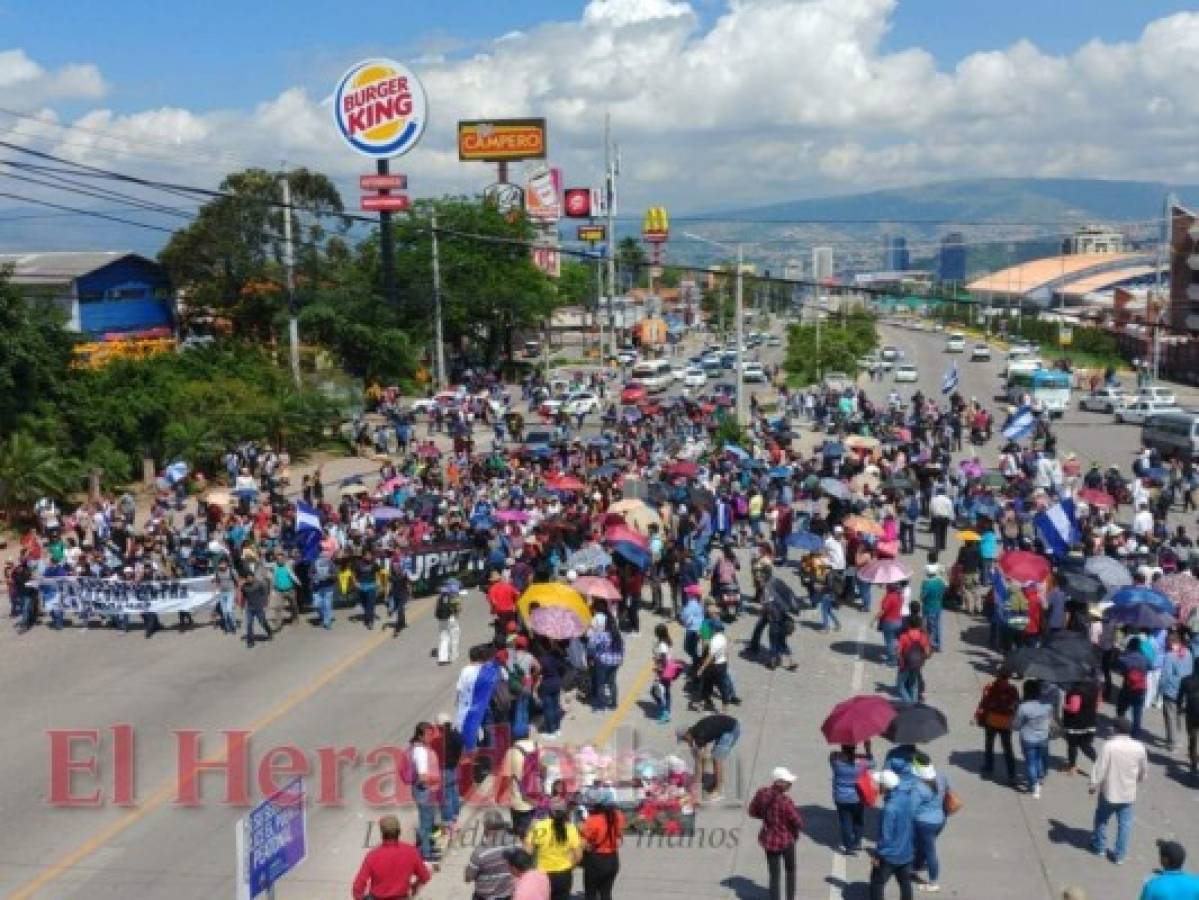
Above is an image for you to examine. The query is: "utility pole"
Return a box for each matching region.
[595,256,605,362]
[735,244,746,425]
[1153,193,1174,383]
[279,173,301,388]
[604,114,618,360]
[430,208,447,389]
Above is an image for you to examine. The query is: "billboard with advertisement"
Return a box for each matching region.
[482,182,525,217]
[526,166,562,222]
[642,206,669,243]
[577,225,606,243]
[564,187,592,218]
[333,59,427,159]
[458,119,547,161]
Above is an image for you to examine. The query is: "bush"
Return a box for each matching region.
[784,310,878,384]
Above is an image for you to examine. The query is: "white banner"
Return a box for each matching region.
[38,576,220,617]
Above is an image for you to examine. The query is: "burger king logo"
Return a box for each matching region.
[333,58,427,159]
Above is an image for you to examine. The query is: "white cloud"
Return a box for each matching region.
[6,2,1199,220]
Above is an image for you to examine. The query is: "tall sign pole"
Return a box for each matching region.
[735,244,746,425]
[377,159,398,311]
[431,208,447,389]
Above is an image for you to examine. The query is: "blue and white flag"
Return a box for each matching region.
[1001,405,1036,442]
[295,500,323,562]
[1033,498,1079,557]
[941,363,959,395]
[991,567,1009,609]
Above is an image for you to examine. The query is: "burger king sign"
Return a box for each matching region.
[333,58,427,159]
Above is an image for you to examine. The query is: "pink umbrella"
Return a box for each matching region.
[663,460,700,479]
[958,459,983,478]
[573,575,621,601]
[1077,488,1115,510]
[495,509,530,523]
[858,558,911,584]
[603,524,649,550]
[1158,573,1199,607]
[529,605,589,640]
[546,475,586,492]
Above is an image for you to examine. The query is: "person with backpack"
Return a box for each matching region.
[896,615,931,703]
[974,668,1019,784]
[436,583,464,665]
[504,732,543,838]
[873,583,905,667]
[1116,636,1151,739]
[587,606,624,712]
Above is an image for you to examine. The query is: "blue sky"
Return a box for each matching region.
[3,0,1193,115]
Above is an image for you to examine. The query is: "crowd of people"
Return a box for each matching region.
[9,341,1199,900]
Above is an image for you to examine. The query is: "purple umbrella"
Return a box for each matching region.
[495,509,531,523]
[371,506,406,522]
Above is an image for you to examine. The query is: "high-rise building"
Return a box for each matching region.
[883,236,910,271]
[812,247,834,283]
[1168,203,1199,332]
[938,232,967,283]
[1064,226,1127,255]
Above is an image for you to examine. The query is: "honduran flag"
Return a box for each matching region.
[295,501,323,562]
[1033,498,1079,558]
[1001,405,1036,442]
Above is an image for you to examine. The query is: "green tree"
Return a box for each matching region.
[0,432,77,518]
[0,268,74,428]
[617,236,648,290]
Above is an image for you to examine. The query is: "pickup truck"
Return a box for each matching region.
[1078,387,1128,414]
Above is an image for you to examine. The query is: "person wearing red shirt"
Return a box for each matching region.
[896,616,932,703]
[873,584,905,666]
[1023,582,1044,647]
[488,572,519,635]
[352,815,431,900]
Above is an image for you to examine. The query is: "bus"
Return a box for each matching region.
[1007,369,1071,417]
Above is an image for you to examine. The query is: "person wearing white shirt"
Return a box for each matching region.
[1088,718,1147,865]
[929,491,954,553]
[1132,504,1154,539]
[409,722,440,862]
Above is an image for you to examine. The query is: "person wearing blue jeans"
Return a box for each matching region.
[830,746,868,853]
[312,583,334,629]
[880,621,902,666]
[409,724,440,862]
[1012,679,1053,797]
[1088,718,1147,864]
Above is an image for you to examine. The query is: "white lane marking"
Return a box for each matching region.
[829,849,847,900]
[828,622,870,899]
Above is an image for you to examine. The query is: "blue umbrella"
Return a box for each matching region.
[611,540,651,571]
[1104,603,1175,631]
[769,466,792,479]
[591,464,620,478]
[567,546,612,573]
[822,442,844,458]
[723,444,750,462]
[588,435,613,447]
[1107,585,1175,615]
[786,531,824,552]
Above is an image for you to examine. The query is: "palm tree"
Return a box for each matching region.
[0,432,77,519]
[162,418,224,474]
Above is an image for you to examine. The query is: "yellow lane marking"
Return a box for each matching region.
[10,605,429,900]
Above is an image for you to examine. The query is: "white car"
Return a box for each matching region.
[969,344,991,361]
[682,367,707,388]
[1079,387,1128,414]
[1137,385,1178,407]
[766,334,782,347]
[1115,398,1182,425]
[615,350,637,365]
[894,364,919,383]
[562,391,601,417]
[741,362,768,383]
[880,346,902,362]
[945,334,966,353]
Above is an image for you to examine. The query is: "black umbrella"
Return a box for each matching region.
[1006,646,1093,684]
[1042,630,1099,666]
[1057,571,1105,605]
[884,702,949,744]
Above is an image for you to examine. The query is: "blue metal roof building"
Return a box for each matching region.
[0,251,174,334]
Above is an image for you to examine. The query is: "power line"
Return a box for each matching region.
[0,191,178,235]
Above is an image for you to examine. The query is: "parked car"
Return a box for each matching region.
[1078,386,1128,414]
[682,367,707,388]
[1115,398,1183,425]
[741,362,768,383]
[969,343,991,361]
[945,334,967,353]
[1137,385,1178,407]
[894,364,919,383]
[563,391,601,417]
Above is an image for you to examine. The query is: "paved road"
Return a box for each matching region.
[3,321,1197,899]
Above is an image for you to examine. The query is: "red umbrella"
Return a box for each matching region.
[663,460,700,479]
[821,695,897,745]
[998,549,1050,583]
[546,475,586,492]
[1076,488,1115,510]
[603,524,649,549]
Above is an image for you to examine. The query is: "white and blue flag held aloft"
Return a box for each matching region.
[1001,405,1036,442]
[941,363,959,395]
[295,501,323,562]
[1034,498,1079,557]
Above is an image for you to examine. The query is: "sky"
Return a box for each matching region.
[2,0,1199,249]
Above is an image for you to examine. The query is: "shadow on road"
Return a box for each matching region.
[829,640,884,664]
[825,875,871,900]
[1047,817,1094,851]
[720,874,770,899]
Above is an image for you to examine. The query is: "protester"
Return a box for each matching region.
[1012,678,1053,798]
[911,756,950,893]
[524,797,582,900]
[830,743,873,854]
[464,811,518,900]
[504,847,551,900]
[1139,840,1199,899]
[579,790,625,900]
[870,769,916,900]
[352,815,432,900]
[748,767,804,900]
[975,667,1019,785]
[677,714,741,801]
[1089,717,1148,865]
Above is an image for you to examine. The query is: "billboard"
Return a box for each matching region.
[577,225,606,242]
[458,119,547,161]
[333,59,427,159]
[526,166,562,222]
[564,187,592,219]
[483,182,525,217]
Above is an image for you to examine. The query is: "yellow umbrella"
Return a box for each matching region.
[957,530,981,542]
[518,582,593,626]
[607,499,662,535]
